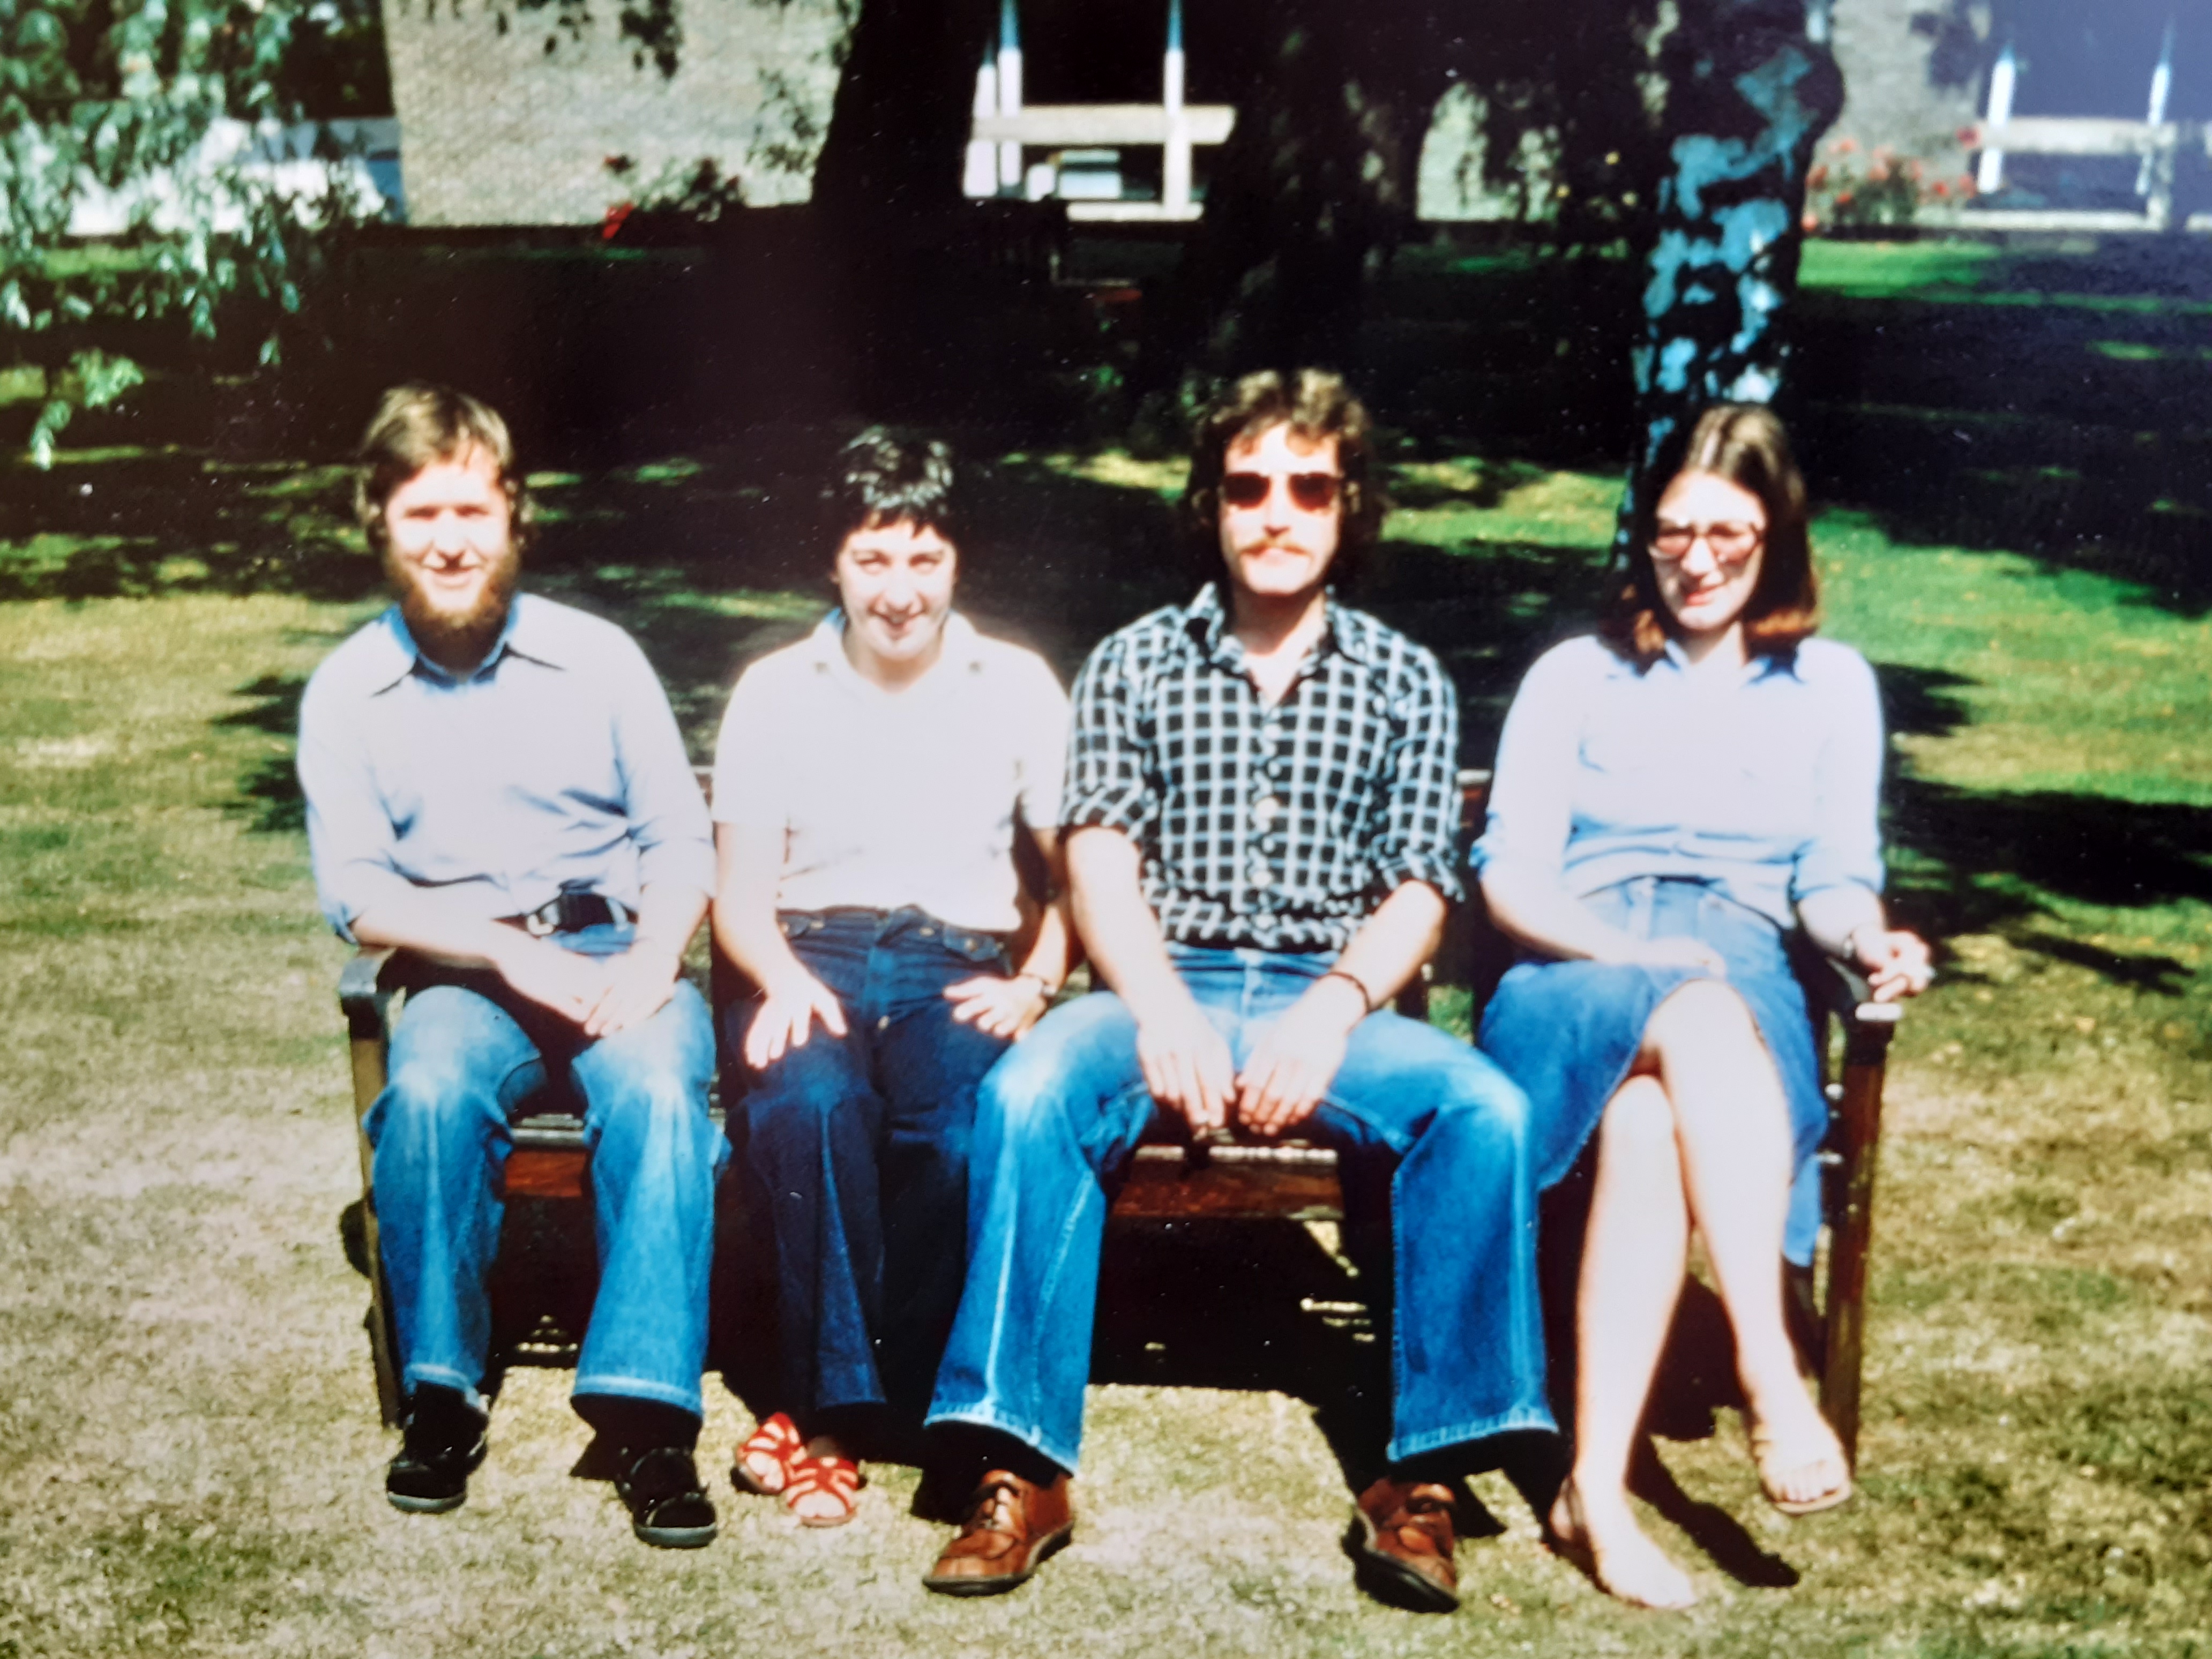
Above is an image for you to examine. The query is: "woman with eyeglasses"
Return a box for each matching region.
[1473,404,1931,1610]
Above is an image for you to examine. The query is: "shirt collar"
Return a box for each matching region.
[370,593,550,691]
[803,607,989,681]
[1180,582,1370,668]
[1654,635,1800,683]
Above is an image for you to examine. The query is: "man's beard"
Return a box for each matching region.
[387,545,520,670]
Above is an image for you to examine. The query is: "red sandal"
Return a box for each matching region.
[782,1452,865,1528]
[731,1413,806,1498]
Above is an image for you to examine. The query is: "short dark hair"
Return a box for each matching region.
[1183,369,1385,591]
[1603,402,1819,666]
[827,428,958,544]
[354,383,531,554]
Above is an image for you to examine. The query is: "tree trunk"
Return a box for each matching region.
[1149,3,1448,395]
[811,0,997,215]
[803,0,999,408]
[1621,0,1843,544]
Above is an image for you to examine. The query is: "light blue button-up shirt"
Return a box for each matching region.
[298,594,714,941]
[1473,633,1885,932]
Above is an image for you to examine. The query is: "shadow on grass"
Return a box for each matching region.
[1888,780,2212,987]
[215,674,312,835]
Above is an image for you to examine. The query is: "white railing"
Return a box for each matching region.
[1946,117,2206,234]
[969,103,1236,221]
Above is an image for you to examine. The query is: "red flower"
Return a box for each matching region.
[1835,189,1855,206]
[1957,125,1981,147]
[1869,159,1890,182]
[1807,163,1829,189]
[1831,136,1859,155]
[601,201,636,242]
[1802,210,1821,233]
[1930,180,1950,199]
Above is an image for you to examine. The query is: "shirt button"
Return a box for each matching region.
[877,1015,891,1031]
[1253,795,1281,824]
[1251,867,1273,888]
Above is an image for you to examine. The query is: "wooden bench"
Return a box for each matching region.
[338,772,1897,1462]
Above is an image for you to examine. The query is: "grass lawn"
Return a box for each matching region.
[2,428,2208,1658]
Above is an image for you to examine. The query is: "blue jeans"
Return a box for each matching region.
[1479,877,1829,1265]
[363,923,724,1420]
[730,908,1012,1422]
[926,946,1556,1471]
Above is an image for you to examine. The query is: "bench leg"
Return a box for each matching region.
[1819,1042,1889,1468]
[349,1027,405,1429]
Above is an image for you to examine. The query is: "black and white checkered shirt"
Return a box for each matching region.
[1063,584,1463,952]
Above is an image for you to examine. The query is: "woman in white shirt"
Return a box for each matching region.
[710,431,1073,1528]
[1475,406,1931,1608]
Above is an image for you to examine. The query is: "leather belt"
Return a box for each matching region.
[499,892,632,937]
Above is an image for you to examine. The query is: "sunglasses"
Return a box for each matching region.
[1220,470,1344,513]
[1651,520,1763,563]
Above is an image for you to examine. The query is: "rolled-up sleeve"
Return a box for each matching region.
[1793,647,1887,903]
[611,636,715,900]
[1473,641,1589,883]
[1060,633,1156,843]
[297,671,414,943]
[1369,647,1464,902]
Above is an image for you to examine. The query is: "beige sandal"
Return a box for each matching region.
[1747,1418,1854,1516]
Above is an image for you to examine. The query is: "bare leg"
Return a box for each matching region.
[1549,1076,1699,1610]
[1645,981,1849,1511]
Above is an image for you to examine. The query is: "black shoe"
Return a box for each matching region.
[386,1387,488,1514]
[617,1445,720,1548]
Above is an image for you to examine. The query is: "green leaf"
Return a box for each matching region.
[72,348,145,409]
[27,397,70,470]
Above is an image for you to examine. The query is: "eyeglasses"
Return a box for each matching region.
[1220,470,1344,513]
[1651,520,1763,563]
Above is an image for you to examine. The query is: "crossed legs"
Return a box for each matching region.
[1550,978,1848,1609]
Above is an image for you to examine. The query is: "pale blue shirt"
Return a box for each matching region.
[1473,634,1885,932]
[298,594,714,941]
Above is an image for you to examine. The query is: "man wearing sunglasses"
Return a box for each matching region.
[919,370,1551,1612]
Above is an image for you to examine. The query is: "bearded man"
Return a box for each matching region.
[297,384,725,1546]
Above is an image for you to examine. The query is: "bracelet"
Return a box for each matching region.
[1319,968,1377,1013]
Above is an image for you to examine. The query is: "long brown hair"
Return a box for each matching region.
[1602,403,1819,666]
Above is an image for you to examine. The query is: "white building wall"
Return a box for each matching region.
[383,0,847,228]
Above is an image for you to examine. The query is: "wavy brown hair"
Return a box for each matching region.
[1183,369,1385,592]
[1602,403,1819,666]
[354,383,533,556]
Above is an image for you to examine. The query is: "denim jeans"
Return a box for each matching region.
[926,946,1556,1471]
[363,922,724,1419]
[730,907,1012,1423]
[1479,876,1829,1264]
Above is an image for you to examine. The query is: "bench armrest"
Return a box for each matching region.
[339,947,401,1040]
[1804,951,1903,1033]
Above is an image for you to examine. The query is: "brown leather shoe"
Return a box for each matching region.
[922,1469,1074,1597]
[1349,1476,1460,1612]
